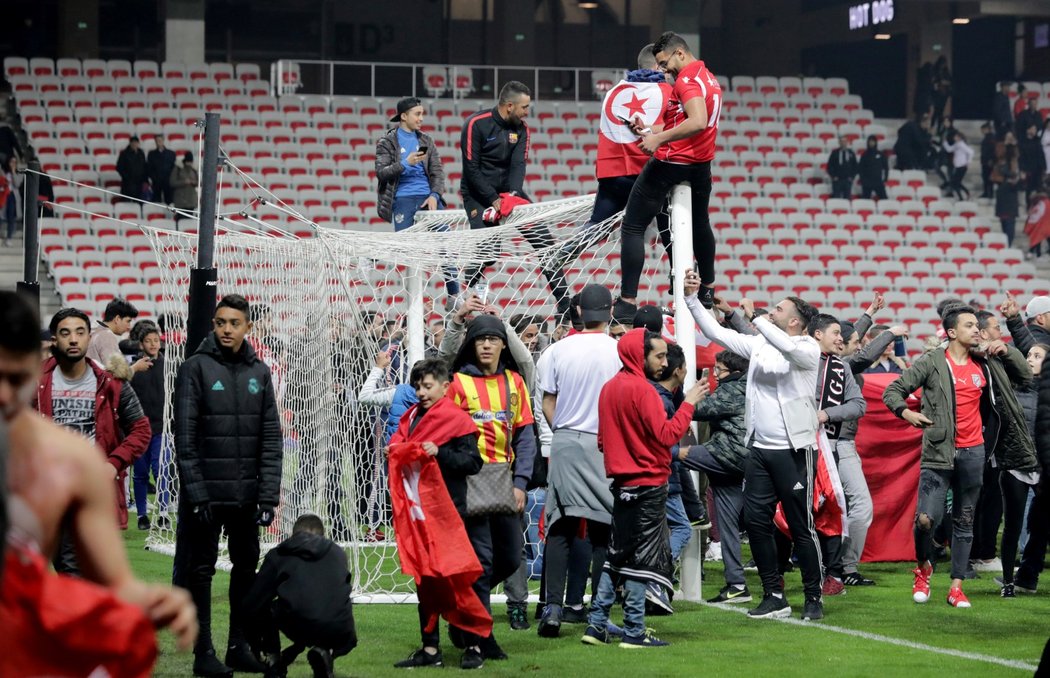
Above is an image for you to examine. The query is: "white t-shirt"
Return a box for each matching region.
[51,367,97,441]
[536,331,621,434]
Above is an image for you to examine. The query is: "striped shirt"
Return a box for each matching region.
[449,370,534,463]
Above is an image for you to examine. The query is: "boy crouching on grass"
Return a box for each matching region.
[243,514,357,678]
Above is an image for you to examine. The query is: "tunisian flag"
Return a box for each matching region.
[855,372,923,562]
[596,80,672,179]
[1024,195,1050,247]
[388,399,492,639]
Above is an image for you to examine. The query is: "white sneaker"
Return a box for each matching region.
[704,541,723,562]
[972,558,1002,573]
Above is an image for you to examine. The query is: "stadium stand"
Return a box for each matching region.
[4,57,1048,346]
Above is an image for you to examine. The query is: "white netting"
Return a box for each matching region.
[141,162,679,598]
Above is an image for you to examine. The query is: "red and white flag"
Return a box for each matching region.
[1024,195,1050,247]
[596,80,672,179]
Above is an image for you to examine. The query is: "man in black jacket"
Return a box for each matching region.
[827,136,858,199]
[174,294,283,677]
[147,134,177,205]
[116,136,147,200]
[992,82,1014,139]
[857,135,889,200]
[243,514,357,678]
[459,81,569,314]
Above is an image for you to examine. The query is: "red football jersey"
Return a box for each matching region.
[656,59,723,164]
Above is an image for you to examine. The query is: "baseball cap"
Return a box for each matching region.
[633,304,663,333]
[578,284,613,323]
[1026,295,1050,318]
[390,97,422,123]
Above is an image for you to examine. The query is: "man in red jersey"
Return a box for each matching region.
[614,31,723,318]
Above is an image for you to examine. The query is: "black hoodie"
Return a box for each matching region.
[243,532,357,648]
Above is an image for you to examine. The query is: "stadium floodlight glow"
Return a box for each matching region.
[953,17,970,24]
[874,33,892,39]
[578,0,600,8]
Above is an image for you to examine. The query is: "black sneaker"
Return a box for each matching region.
[393,648,444,668]
[801,599,824,621]
[156,515,171,529]
[508,602,530,630]
[697,285,716,309]
[461,647,484,670]
[1001,584,1016,598]
[747,593,792,619]
[225,644,267,673]
[537,604,562,638]
[612,298,638,324]
[137,515,150,530]
[690,506,712,530]
[580,624,612,646]
[842,572,876,586]
[561,605,589,624]
[479,634,507,660]
[707,584,752,604]
[194,649,234,678]
[644,582,674,616]
[306,648,334,678]
[743,558,758,571]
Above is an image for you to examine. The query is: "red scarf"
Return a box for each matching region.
[388,397,492,638]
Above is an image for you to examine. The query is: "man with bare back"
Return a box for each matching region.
[0,291,197,676]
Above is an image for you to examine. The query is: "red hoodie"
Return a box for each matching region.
[597,328,696,486]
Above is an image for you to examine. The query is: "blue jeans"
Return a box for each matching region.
[134,434,172,517]
[587,571,646,638]
[392,195,461,295]
[666,493,692,561]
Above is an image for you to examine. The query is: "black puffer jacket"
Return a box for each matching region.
[174,333,283,507]
[692,372,748,475]
[374,127,445,223]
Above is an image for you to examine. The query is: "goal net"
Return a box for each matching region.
[143,185,684,600]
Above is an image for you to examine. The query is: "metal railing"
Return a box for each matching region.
[270,59,626,103]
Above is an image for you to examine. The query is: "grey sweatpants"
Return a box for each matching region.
[835,439,874,574]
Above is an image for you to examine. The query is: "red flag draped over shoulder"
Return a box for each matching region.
[596,80,672,179]
[1024,195,1050,247]
[388,397,492,638]
[855,372,923,562]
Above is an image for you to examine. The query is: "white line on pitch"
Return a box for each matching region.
[703,602,1039,673]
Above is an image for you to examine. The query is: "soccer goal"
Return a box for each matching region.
[143,186,699,601]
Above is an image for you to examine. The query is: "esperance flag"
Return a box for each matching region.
[1024,195,1050,247]
[855,372,923,562]
[388,399,492,638]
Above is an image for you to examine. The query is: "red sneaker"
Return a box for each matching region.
[822,577,846,596]
[364,527,386,542]
[912,564,933,603]
[947,586,971,608]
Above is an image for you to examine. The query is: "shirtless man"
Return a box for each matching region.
[0,291,197,674]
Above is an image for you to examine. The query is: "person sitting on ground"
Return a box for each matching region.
[243,513,358,678]
[0,291,197,675]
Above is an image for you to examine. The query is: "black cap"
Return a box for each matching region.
[633,304,663,333]
[390,97,423,123]
[578,284,612,323]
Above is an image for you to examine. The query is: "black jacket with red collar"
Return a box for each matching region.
[459,106,529,206]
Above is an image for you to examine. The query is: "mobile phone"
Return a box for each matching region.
[894,336,907,357]
[700,367,710,383]
[474,282,489,304]
[616,115,633,126]
[418,146,429,154]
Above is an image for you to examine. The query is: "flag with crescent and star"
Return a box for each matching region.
[595,80,673,179]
